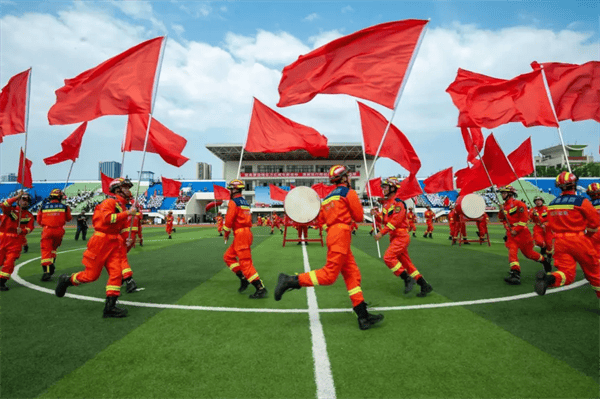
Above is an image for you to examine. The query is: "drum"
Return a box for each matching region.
[404,198,415,211]
[284,186,321,223]
[455,194,485,219]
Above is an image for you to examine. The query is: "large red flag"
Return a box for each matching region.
[396,174,423,200]
[278,19,428,109]
[460,127,483,164]
[311,182,336,199]
[245,98,329,158]
[507,137,534,181]
[358,102,421,174]
[100,172,113,195]
[0,69,30,137]
[17,149,32,188]
[48,37,164,125]
[366,177,384,197]
[423,167,454,194]
[213,184,230,201]
[531,61,600,123]
[161,176,181,198]
[44,122,87,165]
[269,184,288,202]
[124,114,189,167]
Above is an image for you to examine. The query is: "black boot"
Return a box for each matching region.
[541,258,552,273]
[55,274,73,297]
[249,280,267,299]
[534,270,555,296]
[423,233,427,238]
[448,235,452,240]
[353,301,384,330]
[50,263,55,276]
[236,271,249,293]
[124,277,139,293]
[23,244,28,253]
[412,233,416,237]
[103,296,128,318]
[399,271,414,294]
[416,277,433,297]
[270,231,274,235]
[428,233,433,239]
[0,278,9,291]
[274,273,301,301]
[463,239,471,245]
[504,270,521,285]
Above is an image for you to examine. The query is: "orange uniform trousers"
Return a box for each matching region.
[70,233,125,296]
[476,221,488,238]
[297,225,364,307]
[166,223,173,235]
[223,227,260,283]
[40,226,65,267]
[426,220,434,233]
[120,232,135,280]
[297,225,309,240]
[532,225,553,253]
[408,221,416,233]
[383,230,422,280]
[0,233,23,281]
[549,233,600,297]
[505,228,543,272]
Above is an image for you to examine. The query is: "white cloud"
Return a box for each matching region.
[224,30,310,65]
[303,13,319,22]
[309,30,344,49]
[341,5,354,13]
[171,23,185,36]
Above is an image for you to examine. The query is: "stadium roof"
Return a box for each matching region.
[206,143,374,162]
[539,144,587,154]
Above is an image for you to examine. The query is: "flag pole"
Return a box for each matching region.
[120,122,128,178]
[539,65,571,173]
[366,20,428,179]
[496,137,534,207]
[236,97,255,180]
[17,68,32,225]
[63,161,75,191]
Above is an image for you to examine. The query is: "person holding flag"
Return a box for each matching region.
[407,207,417,238]
[216,212,224,236]
[423,205,435,238]
[37,189,72,282]
[529,196,552,259]
[0,192,35,291]
[166,211,174,239]
[476,213,490,244]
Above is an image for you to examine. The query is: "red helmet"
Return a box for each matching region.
[49,188,64,199]
[587,183,600,195]
[328,165,349,183]
[227,179,245,190]
[498,185,517,195]
[109,178,133,193]
[555,171,578,189]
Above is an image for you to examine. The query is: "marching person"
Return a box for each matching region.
[216,212,224,236]
[423,205,435,238]
[475,213,490,244]
[75,213,88,241]
[166,210,174,239]
[0,192,35,291]
[529,196,552,259]
[374,178,433,297]
[535,172,600,298]
[223,179,267,299]
[37,189,72,281]
[586,183,600,252]
[275,165,383,330]
[270,213,283,234]
[497,185,551,285]
[407,207,417,238]
[55,178,137,317]
[447,205,458,243]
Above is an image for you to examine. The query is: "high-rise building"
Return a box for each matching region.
[196,162,212,180]
[98,161,121,179]
[1,173,17,182]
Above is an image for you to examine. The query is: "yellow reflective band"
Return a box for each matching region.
[321,195,341,206]
[309,270,319,286]
[228,262,240,270]
[247,273,259,282]
[11,212,17,219]
[513,222,527,226]
[509,261,520,267]
[0,271,11,278]
[121,268,132,275]
[106,285,121,292]
[508,206,517,214]
[42,208,65,213]
[41,258,54,264]
[390,262,403,273]
[72,273,80,284]
[239,205,250,210]
[548,204,575,210]
[591,285,600,292]
[565,172,571,182]
[410,270,420,278]
[386,223,396,230]
[51,250,57,254]
[348,286,362,296]
[556,271,566,286]
[110,214,117,224]
[3,201,9,207]
[223,226,231,232]
[587,228,598,233]
[115,204,123,213]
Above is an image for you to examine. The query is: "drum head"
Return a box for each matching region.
[284,187,321,223]
[457,194,485,219]
[404,198,415,210]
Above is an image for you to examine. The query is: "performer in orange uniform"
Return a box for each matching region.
[37,189,72,281]
[423,206,435,238]
[497,186,551,285]
[223,179,267,299]
[119,203,142,293]
[166,210,174,239]
[475,213,490,243]
[407,207,417,238]
[529,196,552,259]
[0,193,34,291]
[374,178,433,297]
[270,213,283,234]
[447,205,458,243]
[535,172,600,298]
[216,212,224,236]
[586,183,600,252]
[275,165,383,330]
[55,178,138,317]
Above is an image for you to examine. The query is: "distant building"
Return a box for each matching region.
[196,162,212,180]
[534,144,593,169]
[138,171,155,182]
[98,161,121,179]
[1,173,17,182]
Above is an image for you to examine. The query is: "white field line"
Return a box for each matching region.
[301,243,336,399]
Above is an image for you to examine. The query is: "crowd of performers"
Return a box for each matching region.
[0,167,598,328]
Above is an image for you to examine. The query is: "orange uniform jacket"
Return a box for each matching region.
[37,200,72,228]
[1,197,35,236]
[499,198,530,233]
[224,195,252,235]
[380,196,408,237]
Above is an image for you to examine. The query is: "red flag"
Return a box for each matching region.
[0,69,30,137]
[124,114,188,167]
[48,37,164,125]
[17,149,32,188]
[358,102,421,174]
[506,137,534,182]
[213,184,230,201]
[311,182,336,199]
[269,184,288,202]
[423,167,454,194]
[460,127,483,164]
[531,61,600,123]
[44,122,87,165]
[161,176,182,198]
[278,19,428,109]
[101,172,113,195]
[366,177,384,197]
[245,98,329,158]
[396,174,423,200]
[463,69,558,129]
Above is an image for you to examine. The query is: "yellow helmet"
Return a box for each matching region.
[227,179,245,190]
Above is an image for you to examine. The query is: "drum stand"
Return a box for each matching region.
[282,222,324,247]
[458,215,490,247]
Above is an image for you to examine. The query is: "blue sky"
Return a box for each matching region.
[1,1,598,182]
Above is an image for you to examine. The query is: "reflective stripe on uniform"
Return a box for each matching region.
[309,270,319,286]
[386,223,396,230]
[548,204,575,210]
[106,285,121,292]
[390,262,403,273]
[42,208,65,213]
[321,195,341,206]
[555,271,567,286]
[410,270,420,278]
[72,273,80,285]
[591,285,600,292]
[0,271,11,278]
[509,261,520,267]
[223,226,231,232]
[348,286,362,296]
[110,214,117,224]
[121,268,132,275]
[228,262,239,270]
[513,222,527,227]
[41,258,54,264]
[247,273,259,282]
